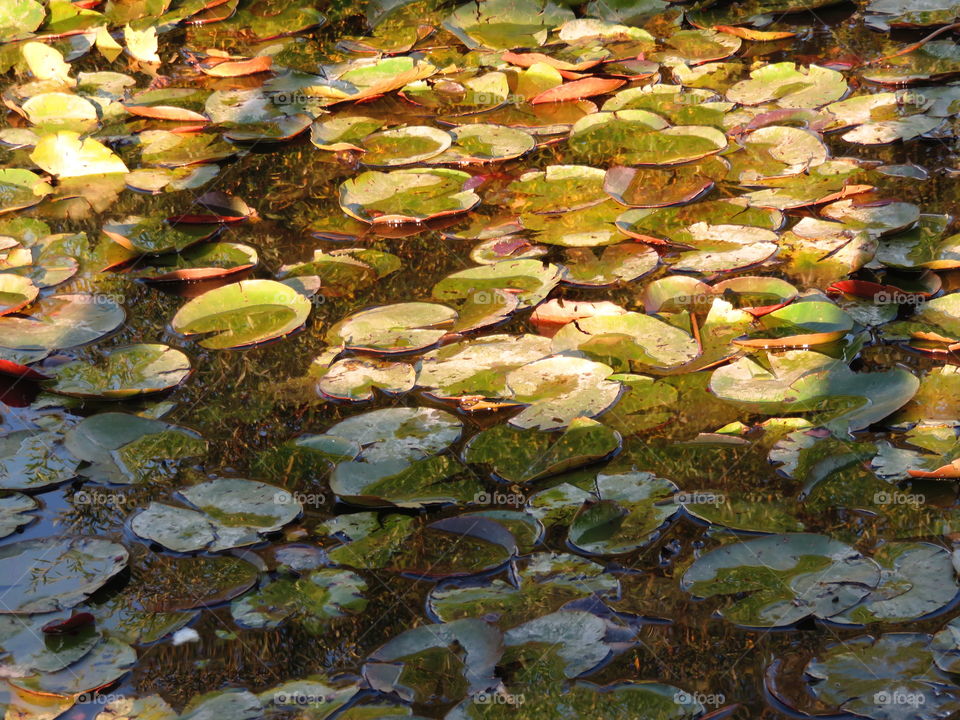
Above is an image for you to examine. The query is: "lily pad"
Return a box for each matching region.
[682,533,880,627]
[232,569,367,631]
[339,168,480,224]
[172,279,312,349]
[48,344,191,399]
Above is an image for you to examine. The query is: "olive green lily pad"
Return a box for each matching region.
[464,418,621,483]
[603,157,728,208]
[360,125,453,167]
[504,165,608,214]
[428,552,618,626]
[443,0,575,50]
[529,471,679,555]
[0,537,128,614]
[172,279,312,349]
[49,344,191,399]
[561,243,659,286]
[129,242,258,283]
[735,300,854,348]
[103,217,215,255]
[232,569,367,631]
[569,110,727,165]
[862,40,960,85]
[432,259,562,307]
[430,124,536,165]
[278,248,400,294]
[65,412,206,485]
[520,200,630,247]
[339,168,480,224]
[682,533,881,627]
[0,169,51,215]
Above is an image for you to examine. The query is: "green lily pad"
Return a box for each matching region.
[10,638,136,697]
[103,217,215,255]
[65,412,206,484]
[232,569,367,631]
[603,157,728,208]
[428,552,618,626]
[682,533,881,627]
[504,165,608,214]
[561,243,658,286]
[432,259,562,307]
[0,537,128,614]
[0,493,37,538]
[278,247,400,294]
[327,302,456,354]
[30,131,128,178]
[360,125,453,167]
[49,344,191,399]
[863,40,960,85]
[0,169,51,215]
[443,0,575,50]
[0,275,38,316]
[463,418,621,483]
[830,542,958,624]
[727,62,847,108]
[172,279,312,349]
[806,633,960,719]
[0,430,79,490]
[0,293,125,352]
[430,124,536,165]
[569,110,727,165]
[339,168,480,224]
[317,357,415,401]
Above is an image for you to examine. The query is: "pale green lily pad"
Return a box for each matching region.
[464,418,621,483]
[521,200,629,247]
[0,293,125,352]
[49,344,191,399]
[505,355,622,430]
[317,358,415,401]
[232,569,367,631]
[831,542,958,624]
[682,534,881,627]
[561,243,658,286]
[30,131,128,178]
[172,279,312,349]
[416,333,553,400]
[727,62,847,108]
[132,478,302,552]
[710,350,919,433]
[339,168,480,224]
[327,302,456,354]
[806,633,960,720]
[0,431,80,490]
[0,537,128,614]
[0,275,38,316]
[326,407,461,464]
[10,638,135,697]
[0,493,37,538]
[552,311,700,372]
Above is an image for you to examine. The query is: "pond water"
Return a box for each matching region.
[4,0,960,718]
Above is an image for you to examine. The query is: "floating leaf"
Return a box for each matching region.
[339,168,480,224]
[49,344,191,399]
